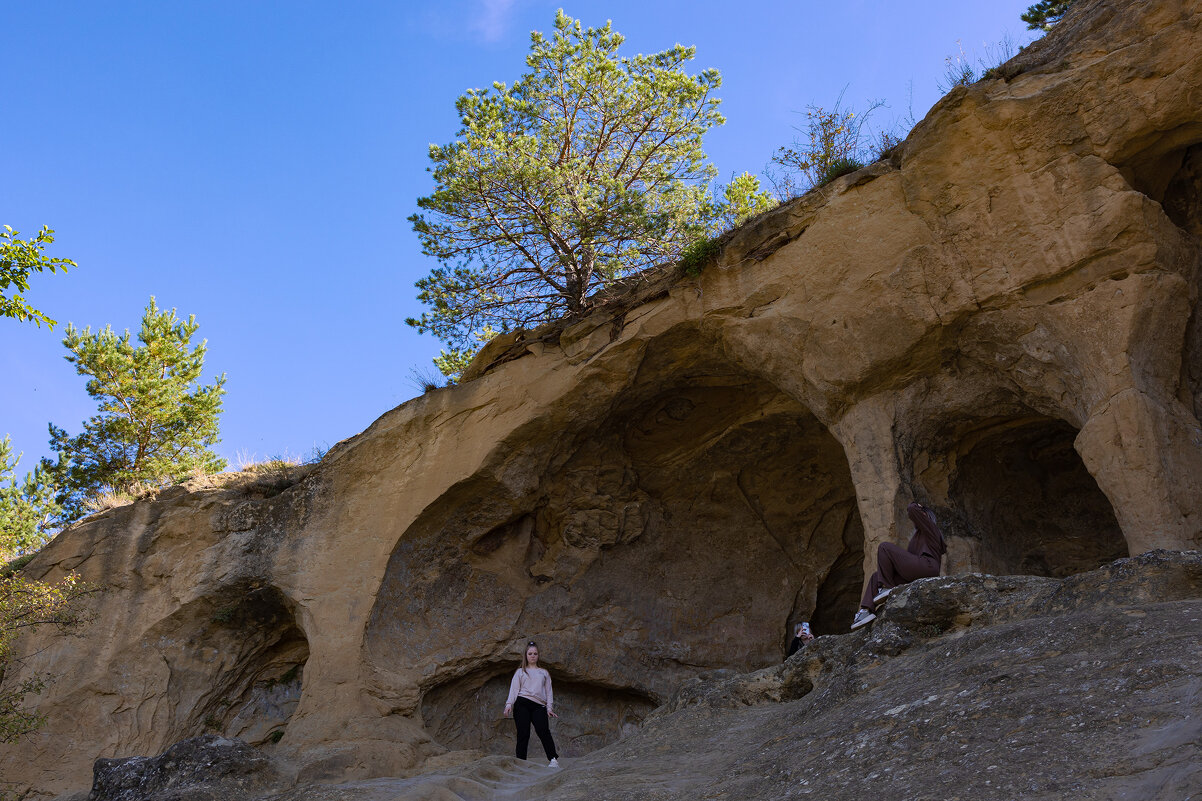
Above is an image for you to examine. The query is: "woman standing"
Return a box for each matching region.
[503,640,560,768]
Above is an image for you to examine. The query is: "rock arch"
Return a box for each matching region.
[362,326,864,755]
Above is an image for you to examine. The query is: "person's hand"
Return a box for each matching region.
[504,705,512,718]
[548,708,558,718]
[801,632,815,642]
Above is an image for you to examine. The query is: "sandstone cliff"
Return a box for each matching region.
[82,550,1202,801]
[3,0,1201,797]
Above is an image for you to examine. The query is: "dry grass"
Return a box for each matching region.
[80,480,164,514]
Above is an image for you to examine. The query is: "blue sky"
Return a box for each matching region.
[1,1,1040,474]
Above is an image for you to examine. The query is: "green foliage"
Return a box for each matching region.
[433,347,477,383]
[0,437,61,557]
[1022,0,1075,30]
[268,729,285,743]
[430,326,500,383]
[409,10,725,356]
[0,554,36,576]
[0,225,76,329]
[768,93,883,198]
[679,237,721,277]
[714,172,776,230]
[817,157,866,187]
[940,36,1020,93]
[0,571,91,743]
[212,605,237,624]
[47,297,227,521]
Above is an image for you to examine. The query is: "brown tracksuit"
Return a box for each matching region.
[861,502,946,612]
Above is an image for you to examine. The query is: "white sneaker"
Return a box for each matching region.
[851,608,876,630]
[548,758,559,768]
[873,587,892,604]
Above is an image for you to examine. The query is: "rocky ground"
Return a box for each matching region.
[78,550,1202,801]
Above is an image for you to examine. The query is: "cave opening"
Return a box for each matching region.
[148,585,309,748]
[369,334,865,757]
[421,662,658,758]
[1118,140,1202,238]
[946,416,1128,577]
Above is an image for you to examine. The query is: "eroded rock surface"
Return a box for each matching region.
[74,551,1202,800]
[3,0,1202,797]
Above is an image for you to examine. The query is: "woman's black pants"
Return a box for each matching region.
[513,696,557,760]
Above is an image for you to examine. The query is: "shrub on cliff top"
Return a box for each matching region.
[767,93,883,199]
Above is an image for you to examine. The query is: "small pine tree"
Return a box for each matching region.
[47,297,227,519]
[715,172,776,230]
[1021,0,1075,31]
[0,437,61,558]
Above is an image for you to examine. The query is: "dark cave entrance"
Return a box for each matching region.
[372,332,865,757]
[605,374,866,644]
[147,585,309,748]
[946,416,1128,577]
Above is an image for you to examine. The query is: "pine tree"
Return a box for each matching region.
[409,11,725,367]
[715,172,776,230]
[0,438,61,558]
[1021,0,1075,31]
[47,297,227,519]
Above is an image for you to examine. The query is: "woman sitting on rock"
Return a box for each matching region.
[851,502,947,630]
[503,640,560,768]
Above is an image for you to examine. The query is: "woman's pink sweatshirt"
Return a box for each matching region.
[506,667,553,710]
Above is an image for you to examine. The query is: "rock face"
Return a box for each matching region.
[67,550,1202,800]
[3,0,1201,797]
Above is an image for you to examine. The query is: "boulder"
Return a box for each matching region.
[88,735,282,801]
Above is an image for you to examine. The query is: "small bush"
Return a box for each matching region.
[871,131,903,161]
[767,91,887,199]
[212,605,237,624]
[816,157,865,187]
[407,366,444,395]
[0,553,37,576]
[269,730,285,744]
[679,238,721,277]
[940,34,1021,93]
[202,714,222,731]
